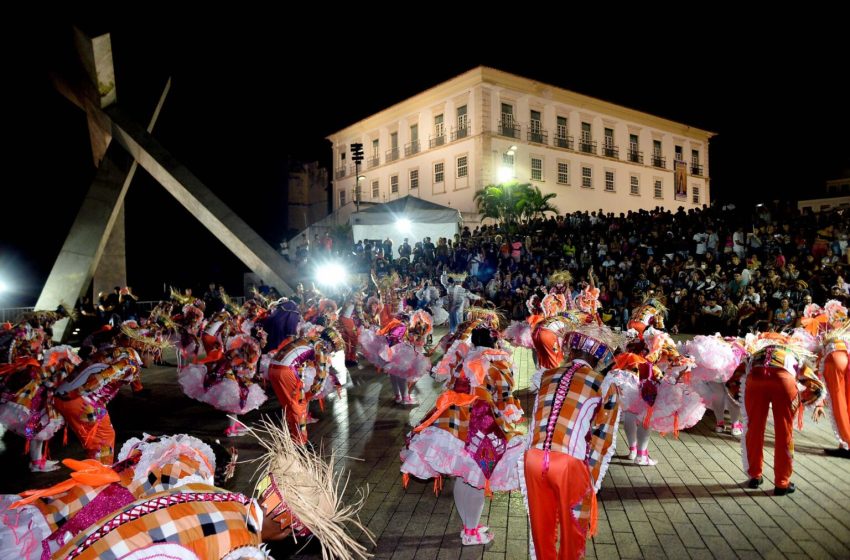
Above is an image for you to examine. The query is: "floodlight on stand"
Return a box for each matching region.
[396,218,412,233]
[316,262,348,287]
[498,166,513,183]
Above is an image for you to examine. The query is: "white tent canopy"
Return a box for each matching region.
[349,196,461,257]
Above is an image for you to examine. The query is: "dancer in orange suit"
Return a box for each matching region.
[524,311,625,560]
[730,335,824,495]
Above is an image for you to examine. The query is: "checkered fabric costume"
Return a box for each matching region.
[401,348,525,491]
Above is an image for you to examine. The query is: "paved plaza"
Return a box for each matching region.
[2,340,850,559]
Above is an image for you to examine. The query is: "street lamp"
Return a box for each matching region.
[351,143,364,212]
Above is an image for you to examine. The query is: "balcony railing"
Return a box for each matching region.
[429,134,446,148]
[498,121,521,139]
[579,139,597,154]
[404,140,420,156]
[451,126,470,141]
[368,155,380,168]
[527,128,548,144]
[554,135,574,150]
[335,167,347,179]
[385,147,399,163]
[628,149,644,164]
[691,163,704,176]
[651,154,666,169]
[602,144,619,159]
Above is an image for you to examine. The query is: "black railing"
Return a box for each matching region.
[404,140,420,156]
[651,155,666,169]
[429,135,446,148]
[498,121,521,139]
[385,147,399,162]
[691,163,704,176]
[368,156,380,168]
[628,149,644,164]
[335,167,347,179]
[527,128,548,144]
[451,126,469,141]
[579,139,597,154]
[602,144,619,159]
[554,135,574,150]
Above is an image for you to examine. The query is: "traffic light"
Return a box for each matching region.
[350,142,364,163]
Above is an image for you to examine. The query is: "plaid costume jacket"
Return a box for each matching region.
[417,358,523,443]
[529,360,620,492]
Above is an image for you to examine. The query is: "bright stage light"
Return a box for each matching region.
[315,262,348,287]
[0,279,7,293]
[396,218,412,233]
[498,166,513,183]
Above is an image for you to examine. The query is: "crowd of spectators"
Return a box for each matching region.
[295,201,850,336]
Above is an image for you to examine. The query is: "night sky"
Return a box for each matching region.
[2,14,847,307]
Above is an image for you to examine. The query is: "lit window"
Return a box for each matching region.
[434,162,444,183]
[531,157,543,181]
[557,162,569,185]
[582,166,592,188]
[456,155,468,178]
[693,185,700,204]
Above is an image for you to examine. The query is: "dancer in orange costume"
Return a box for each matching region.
[627,294,666,339]
[530,294,571,370]
[729,334,824,495]
[524,315,624,560]
[806,300,850,455]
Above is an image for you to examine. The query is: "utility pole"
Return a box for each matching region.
[351,142,364,212]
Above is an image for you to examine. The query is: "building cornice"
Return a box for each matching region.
[326,66,716,145]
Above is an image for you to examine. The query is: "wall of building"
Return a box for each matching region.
[329,67,713,221]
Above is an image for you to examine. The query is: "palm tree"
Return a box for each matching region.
[516,185,559,221]
[474,183,517,224]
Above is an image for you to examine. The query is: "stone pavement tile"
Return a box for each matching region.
[593,518,616,544]
[613,531,642,559]
[735,551,763,560]
[592,543,621,560]
[803,528,850,558]
[740,503,779,528]
[701,535,739,560]
[698,502,733,525]
[686,548,716,560]
[638,545,667,559]
[748,537,784,559]
[505,539,528,560]
[457,546,484,560]
[657,533,689,558]
[813,517,850,543]
[629,520,660,547]
[792,539,842,560]
[486,529,506,553]
[605,508,633,532]
[673,522,707,549]
[412,548,438,560]
[687,512,720,537]
[662,502,691,523]
[717,523,756,550]
[434,545,461,560]
[646,511,677,535]
[760,526,805,554]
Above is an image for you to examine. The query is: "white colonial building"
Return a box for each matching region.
[327,67,714,223]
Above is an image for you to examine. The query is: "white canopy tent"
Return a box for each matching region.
[349,196,461,257]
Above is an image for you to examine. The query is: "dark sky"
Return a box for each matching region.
[2,14,848,306]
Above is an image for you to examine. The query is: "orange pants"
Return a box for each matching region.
[524,448,595,560]
[744,366,798,487]
[340,316,358,362]
[823,351,850,447]
[53,398,116,464]
[532,328,564,370]
[268,364,307,444]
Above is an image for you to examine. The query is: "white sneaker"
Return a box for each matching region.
[403,395,419,406]
[715,422,726,433]
[627,447,637,461]
[731,422,743,437]
[461,526,494,546]
[635,454,658,467]
[30,459,60,472]
[394,395,403,404]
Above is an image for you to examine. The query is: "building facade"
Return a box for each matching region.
[328,67,714,223]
